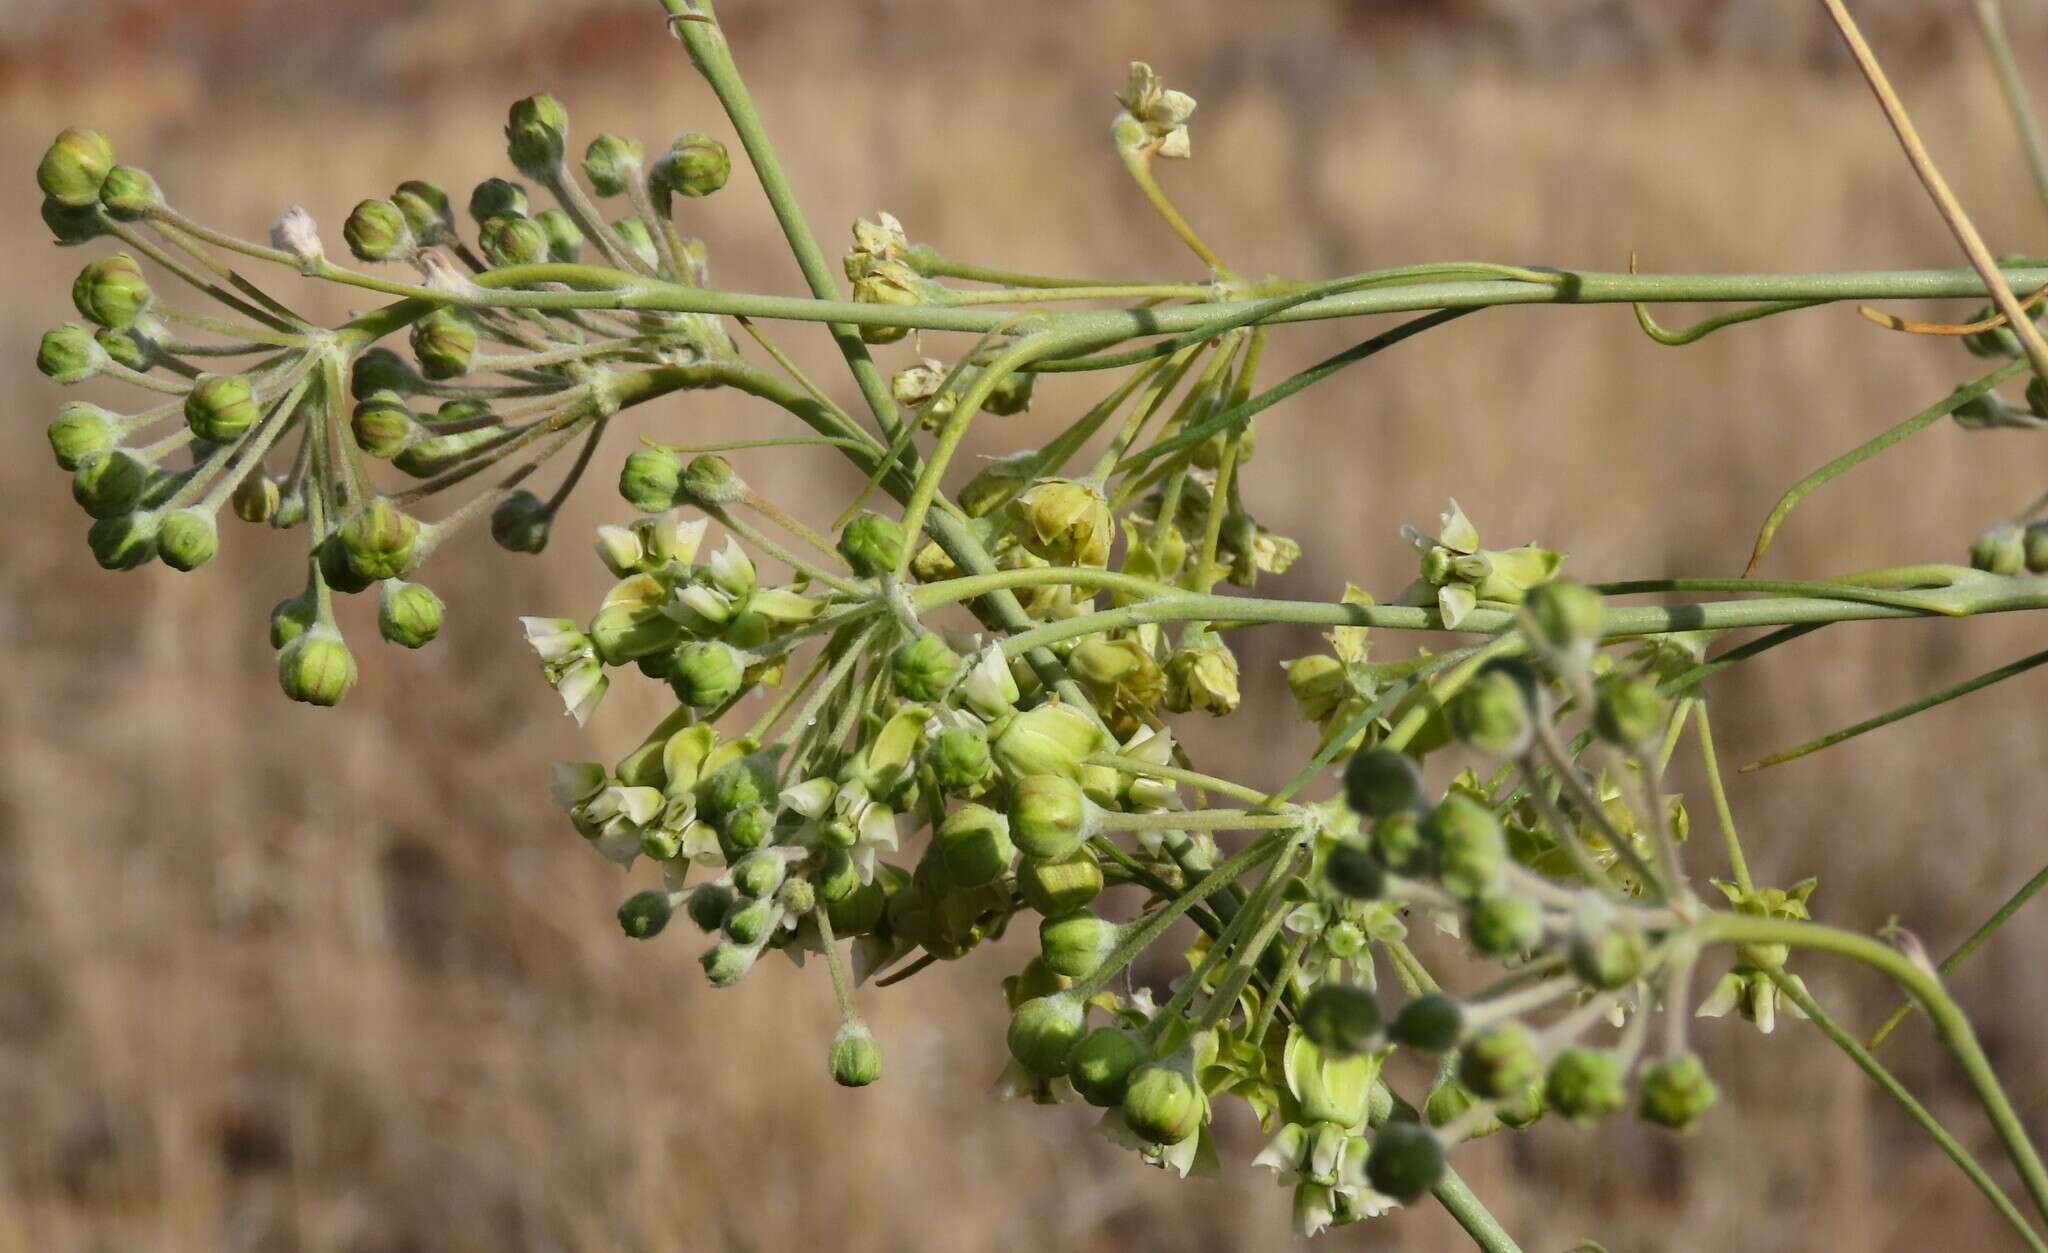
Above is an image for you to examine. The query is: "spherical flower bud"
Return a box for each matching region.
[837,511,906,577]
[277,625,357,706]
[1458,1023,1541,1100]
[829,1021,883,1088]
[71,448,148,518]
[1431,793,1506,902]
[1016,846,1104,916]
[38,128,116,207]
[391,180,455,241]
[505,93,570,177]
[184,373,261,444]
[720,803,775,860]
[992,702,1106,782]
[1637,1052,1719,1132]
[1569,918,1647,990]
[619,446,684,513]
[1299,984,1382,1056]
[1389,995,1463,1053]
[931,726,994,794]
[1446,661,1537,758]
[232,473,282,525]
[701,941,758,987]
[1323,840,1385,900]
[670,640,746,709]
[1972,523,2028,576]
[1012,479,1113,568]
[892,634,961,702]
[1591,672,1666,750]
[1545,1047,1625,1125]
[617,889,673,939]
[269,592,316,648]
[611,217,659,270]
[378,579,444,648]
[339,498,421,581]
[410,309,477,380]
[155,508,218,572]
[479,213,548,268]
[38,323,104,383]
[722,896,778,946]
[95,325,150,371]
[318,534,375,596]
[1344,748,1424,819]
[71,253,151,328]
[980,368,1035,417]
[47,402,116,470]
[583,132,645,197]
[490,490,552,553]
[1066,1026,1148,1108]
[351,347,414,399]
[936,803,1015,889]
[654,132,731,198]
[535,208,584,263]
[1370,808,1431,876]
[2026,521,2048,574]
[1037,909,1116,980]
[467,177,528,225]
[344,198,414,262]
[1120,1055,1203,1145]
[1006,992,1086,1078]
[732,850,787,899]
[351,392,417,458]
[686,883,733,933]
[1524,579,1604,654]
[1364,1122,1444,1203]
[86,511,158,571]
[1467,892,1543,959]
[42,196,102,246]
[95,165,160,220]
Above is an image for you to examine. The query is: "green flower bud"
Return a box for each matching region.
[38,128,115,208]
[1070,1026,1148,1107]
[1431,793,1506,902]
[38,323,104,383]
[732,850,787,899]
[351,392,417,458]
[892,634,961,702]
[1389,995,1463,1053]
[722,895,778,946]
[1446,661,1537,758]
[351,346,414,399]
[490,490,553,554]
[775,876,815,917]
[1037,909,1117,980]
[826,873,888,937]
[1011,774,1092,861]
[183,373,261,444]
[668,641,745,710]
[686,882,733,932]
[42,196,102,246]
[980,367,1035,417]
[1592,672,1666,750]
[618,446,684,512]
[1467,892,1543,959]
[269,592,316,648]
[1424,1073,1486,1131]
[1016,846,1104,915]
[1523,579,1604,654]
[277,625,358,706]
[1323,839,1385,900]
[617,889,673,939]
[338,499,421,581]
[672,454,742,509]
[936,803,1015,889]
[71,448,148,518]
[95,325,150,371]
[1545,1047,1626,1125]
[1370,808,1432,876]
[719,803,775,861]
[410,309,477,380]
[829,1021,882,1088]
[1121,1054,1203,1144]
[232,473,282,525]
[837,511,905,577]
[467,177,528,225]
[1007,993,1086,1078]
[535,208,583,263]
[1163,634,1241,717]
[86,511,158,571]
[611,217,659,270]
[1458,1023,1541,1100]
[47,402,116,470]
[1344,748,1424,819]
[317,533,376,596]
[701,941,758,987]
[343,198,414,262]
[1569,918,1647,990]
[378,579,444,648]
[479,212,548,268]
[1637,1052,1719,1132]
[1497,1081,1548,1131]
[505,92,570,177]
[71,253,150,328]
[992,702,1106,782]
[1365,1123,1445,1204]
[391,180,455,241]
[2028,521,2048,574]
[930,726,994,794]
[1972,523,2028,576]
[156,508,218,572]
[1299,984,1382,1056]
[654,132,731,198]
[1012,479,1113,568]
[583,132,646,197]
[95,165,158,220]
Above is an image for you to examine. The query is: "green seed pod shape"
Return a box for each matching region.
[38,128,115,207]
[277,626,357,707]
[829,1022,882,1088]
[1120,1055,1203,1145]
[617,890,673,940]
[38,323,103,383]
[670,641,746,710]
[837,511,906,577]
[1016,846,1103,916]
[583,133,646,197]
[1637,1052,1719,1132]
[155,508,218,573]
[1431,793,1506,902]
[184,373,261,444]
[937,803,1015,889]
[378,580,444,649]
[343,198,413,262]
[619,446,685,513]
[72,253,151,329]
[351,392,417,458]
[1037,909,1117,980]
[1070,1026,1149,1108]
[1343,748,1424,819]
[1446,662,1536,758]
[1389,995,1464,1053]
[1006,993,1086,1078]
[1546,1047,1626,1125]
[1458,1023,1542,1101]
[1298,983,1382,1057]
[1365,1122,1446,1203]
[930,726,994,794]
[1467,892,1543,959]
[1011,774,1090,861]
[338,499,421,582]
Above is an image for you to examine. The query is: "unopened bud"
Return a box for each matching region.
[1972,523,2028,576]
[467,177,528,225]
[1323,840,1385,900]
[653,132,731,199]
[71,253,151,328]
[1431,793,1506,902]
[1467,892,1543,959]
[155,508,218,572]
[338,498,421,581]
[351,392,418,458]
[1069,1026,1148,1107]
[479,213,548,268]
[410,308,477,380]
[619,446,684,513]
[86,510,158,570]
[617,889,673,939]
[1637,1052,1719,1132]
[892,634,961,702]
[936,803,1015,889]
[670,640,746,709]
[1458,1023,1541,1100]
[1364,1122,1444,1203]
[184,373,261,444]
[1121,1054,1203,1144]
[38,323,104,383]
[491,489,553,553]
[1344,748,1424,819]
[1389,995,1463,1053]
[344,198,414,262]
[1546,1047,1625,1125]
[536,208,583,263]
[505,93,570,178]
[1299,984,1382,1056]
[837,511,905,577]
[829,1021,883,1087]
[1591,672,1666,750]
[583,133,646,197]
[378,579,444,648]
[47,402,116,470]
[1006,992,1086,1078]
[1446,661,1537,758]
[71,448,148,518]
[277,625,357,706]
[391,180,456,241]
[1370,808,1431,876]
[38,128,116,207]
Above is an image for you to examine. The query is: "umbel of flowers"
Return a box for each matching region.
[30,4,2048,1244]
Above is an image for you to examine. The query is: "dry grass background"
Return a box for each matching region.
[5,2,2048,1249]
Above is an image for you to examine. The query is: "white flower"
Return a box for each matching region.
[707,534,755,597]
[270,205,323,267]
[549,761,607,809]
[960,644,1020,720]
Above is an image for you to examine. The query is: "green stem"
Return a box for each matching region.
[1693,703,1753,894]
[1976,0,2048,216]
[1869,861,2048,1051]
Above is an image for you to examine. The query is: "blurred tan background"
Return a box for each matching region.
[7,2,2048,1249]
